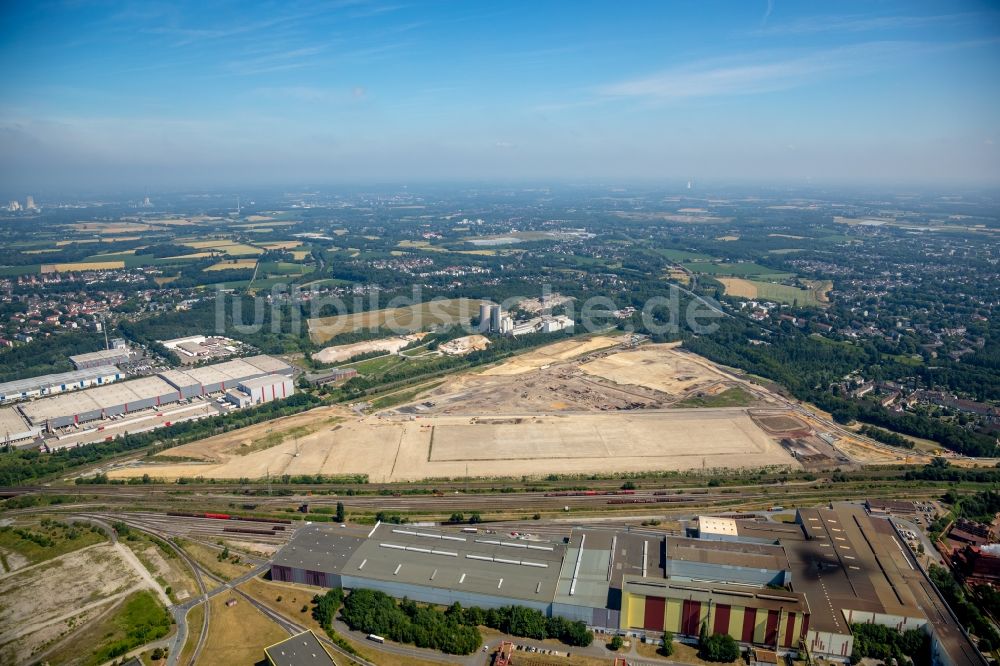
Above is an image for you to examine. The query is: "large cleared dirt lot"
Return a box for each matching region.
[579,345,727,395]
[109,339,799,482]
[0,543,143,664]
[425,411,792,467]
[110,408,797,482]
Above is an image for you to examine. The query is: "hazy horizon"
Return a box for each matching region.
[2,0,999,192]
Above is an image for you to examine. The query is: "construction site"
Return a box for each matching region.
[105,337,867,483]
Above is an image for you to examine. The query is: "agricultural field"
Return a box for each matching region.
[717,277,828,306]
[306,297,488,343]
[682,260,794,279]
[40,260,126,273]
[204,258,258,271]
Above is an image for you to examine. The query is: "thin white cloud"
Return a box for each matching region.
[594,40,983,102]
[753,12,983,36]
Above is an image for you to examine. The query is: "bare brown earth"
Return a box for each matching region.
[110,340,801,482]
[0,543,146,664]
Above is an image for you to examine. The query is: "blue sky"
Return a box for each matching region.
[1,0,998,192]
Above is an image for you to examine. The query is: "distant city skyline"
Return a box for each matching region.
[1,0,999,191]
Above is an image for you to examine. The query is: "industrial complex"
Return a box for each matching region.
[271,504,983,666]
[3,354,294,437]
[478,302,574,337]
[0,365,124,404]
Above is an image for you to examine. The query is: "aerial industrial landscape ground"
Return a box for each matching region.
[107,340,819,483]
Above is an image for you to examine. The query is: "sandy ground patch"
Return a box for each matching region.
[313,334,423,363]
[111,408,797,483]
[717,277,757,299]
[439,334,490,355]
[481,336,620,376]
[0,545,29,573]
[579,345,726,395]
[0,603,105,665]
[0,543,142,648]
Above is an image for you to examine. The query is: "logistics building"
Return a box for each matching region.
[0,366,123,404]
[239,375,295,404]
[270,504,983,666]
[0,406,41,443]
[69,347,134,370]
[15,355,293,432]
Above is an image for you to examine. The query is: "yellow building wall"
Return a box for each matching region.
[728,606,746,640]
[622,592,646,630]
[753,610,768,644]
[665,598,682,634]
[699,602,711,635]
[792,613,804,647]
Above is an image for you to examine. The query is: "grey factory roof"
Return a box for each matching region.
[19,375,176,423]
[783,505,930,635]
[244,354,294,374]
[158,355,292,389]
[343,523,566,604]
[265,631,336,666]
[272,524,366,573]
[666,536,789,572]
[0,406,33,439]
[553,528,616,610]
[158,369,201,391]
[69,348,131,364]
[0,365,120,397]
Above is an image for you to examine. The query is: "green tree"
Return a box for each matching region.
[659,632,675,657]
[701,633,740,662]
[608,635,623,651]
[335,501,346,523]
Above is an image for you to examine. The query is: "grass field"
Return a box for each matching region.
[175,539,248,583]
[307,297,487,343]
[204,258,257,271]
[182,240,264,256]
[86,590,171,666]
[683,261,793,279]
[260,240,303,250]
[346,353,406,375]
[0,518,106,565]
[199,592,286,665]
[717,277,824,306]
[260,261,311,276]
[676,386,754,408]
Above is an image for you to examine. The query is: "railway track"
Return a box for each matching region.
[78,511,375,666]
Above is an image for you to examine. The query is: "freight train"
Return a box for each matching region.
[543,490,636,497]
[166,511,292,525]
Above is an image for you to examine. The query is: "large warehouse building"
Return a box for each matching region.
[16,355,293,431]
[69,347,135,370]
[270,504,983,666]
[0,365,123,404]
